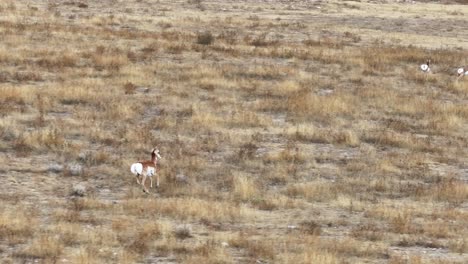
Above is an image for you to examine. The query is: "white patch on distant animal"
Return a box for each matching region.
[420,64,429,72]
[457,68,464,75]
[131,163,143,175]
[147,167,156,177]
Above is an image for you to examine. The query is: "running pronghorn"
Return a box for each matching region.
[130,147,162,193]
[457,66,468,80]
[420,60,431,73]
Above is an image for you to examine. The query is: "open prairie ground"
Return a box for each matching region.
[0,0,468,263]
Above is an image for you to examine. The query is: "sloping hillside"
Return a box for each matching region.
[0,1,467,263]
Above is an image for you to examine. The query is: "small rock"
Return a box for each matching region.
[175,173,188,183]
[174,225,192,239]
[69,164,83,176]
[318,89,334,96]
[71,183,86,197]
[48,163,64,173]
[78,152,88,162]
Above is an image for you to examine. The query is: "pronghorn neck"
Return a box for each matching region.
[151,151,159,166]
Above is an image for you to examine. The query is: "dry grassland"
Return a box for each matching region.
[0,0,467,263]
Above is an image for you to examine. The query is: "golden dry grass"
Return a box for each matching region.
[0,0,468,263]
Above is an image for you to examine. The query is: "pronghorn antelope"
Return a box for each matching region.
[457,66,468,80]
[420,60,431,73]
[130,147,162,193]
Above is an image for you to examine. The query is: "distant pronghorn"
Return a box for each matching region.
[130,148,162,193]
[420,60,431,73]
[457,66,468,80]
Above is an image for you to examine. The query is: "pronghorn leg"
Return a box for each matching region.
[150,176,153,188]
[136,174,141,185]
[141,174,149,193]
[156,173,160,188]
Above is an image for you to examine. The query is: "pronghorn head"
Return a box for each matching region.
[152,147,162,160]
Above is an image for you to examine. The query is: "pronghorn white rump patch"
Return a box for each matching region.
[420,64,429,72]
[131,163,143,175]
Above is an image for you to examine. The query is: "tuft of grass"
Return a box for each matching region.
[12,71,43,82]
[17,126,65,151]
[182,240,232,263]
[390,212,414,234]
[285,181,338,202]
[228,108,272,128]
[123,198,245,221]
[92,53,129,72]
[449,238,468,254]
[286,124,360,146]
[70,246,104,264]
[17,234,63,261]
[197,31,214,45]
[126,222,161,255]
[37,52,78,69]
[433,178,468,205]
[232,174,258,202]
[247,33,278,47]
[0,86,29,114]
[0,209,36,244]
[363,130,435,152]
[351,223,383,242]
[287,91,356,121]
[123,82,137,94]
[300,220,322,236]
[229,233,276,261]
[448,80,468,94]
[281,246,339,264]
